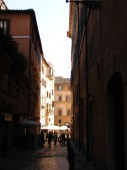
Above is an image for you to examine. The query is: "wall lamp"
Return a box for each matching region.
[66,0,101,10]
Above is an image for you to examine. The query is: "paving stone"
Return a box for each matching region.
[0,140,94,170]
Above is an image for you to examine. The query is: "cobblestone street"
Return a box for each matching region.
[0,141,70,170]
[0,140,95,170]
[32,141,69,170]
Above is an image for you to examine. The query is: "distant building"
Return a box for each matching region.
[54,77,72,128]
[0,0,8,10]
[40,60,54,128]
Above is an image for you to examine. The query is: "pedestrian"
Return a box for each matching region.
[47,131,52,147]
[53,132,57,146]
[46,132,48,141]
[39,131,45,147]
[61,132,66,146]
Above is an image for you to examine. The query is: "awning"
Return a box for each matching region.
[41,125,69,130]
[59,125,69,130]
[21,118,38,126]
[41,125,60,130]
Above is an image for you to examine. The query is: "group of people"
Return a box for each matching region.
[38,131,69,147]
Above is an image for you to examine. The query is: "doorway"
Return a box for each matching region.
[107,72,125,170]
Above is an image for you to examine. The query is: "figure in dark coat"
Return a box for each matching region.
[48,132,52,147]
[39,131,45,147]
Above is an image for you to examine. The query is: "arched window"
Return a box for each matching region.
[58,119,61,123]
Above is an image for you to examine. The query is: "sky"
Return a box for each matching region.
[4,0,71,78]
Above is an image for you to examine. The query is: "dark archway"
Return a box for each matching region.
[107,72,125,170]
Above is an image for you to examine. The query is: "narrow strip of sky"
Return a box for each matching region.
[4,0,71,78]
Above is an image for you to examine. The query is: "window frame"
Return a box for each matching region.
[0,19,10,34]
[58,96,62,101]
[57,85,63,90]
[58,109,62,116]
[67,109,71,116]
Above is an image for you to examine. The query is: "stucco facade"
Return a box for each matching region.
[54,77,72,127]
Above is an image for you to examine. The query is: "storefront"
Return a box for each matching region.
[20,118,40,149]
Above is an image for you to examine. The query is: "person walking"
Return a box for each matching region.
[47,131,52,147]
[61,132,66,146]
[39,131,45,147]
[53,132,57,146]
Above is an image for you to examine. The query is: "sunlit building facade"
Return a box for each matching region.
[54,77,72,127]
[40,60,55,128]
[0,0,7,10]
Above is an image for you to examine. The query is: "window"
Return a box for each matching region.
[0,19,10,34]
[47,103,49,112]
[58,109,62,116]
[49,67,52,75]
[67,109,71,116]
[2,71,10,91]
[58,96,62,101]
[42,78,44,86]
[52,101,54,107]
[66,95,71,101]
[57,85,63,90]
[49,93,51,98]
[42,79,46,87]
[58,119,61,123]
[42,65,44,74]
